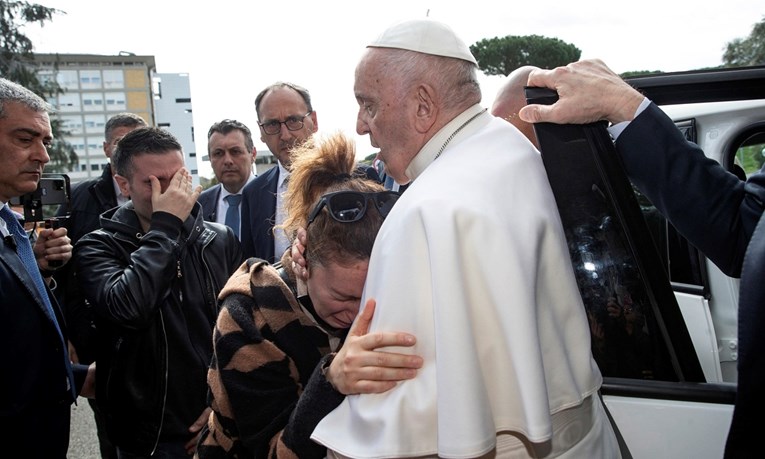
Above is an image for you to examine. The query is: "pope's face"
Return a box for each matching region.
[354,49,420,185]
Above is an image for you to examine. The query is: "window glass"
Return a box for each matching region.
[80,70,102,89]
[103,70,125,89]
[84,114,106,134]
[82,93,104,112]
[735,132,765,177]
[632,120,705,288]
[104,92,127,111]
[57,93,81,112]
[56,70,79,90]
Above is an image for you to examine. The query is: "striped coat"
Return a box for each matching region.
[197,258,345,458]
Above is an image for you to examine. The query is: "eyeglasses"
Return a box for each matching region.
[307,190,400,226]
[258,111,312,135]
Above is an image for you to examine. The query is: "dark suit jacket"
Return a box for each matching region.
[54,165,120,364]
[198,183,222,223]
[241,166,279,262]
[1,228,86,457]
[618,102,765,457]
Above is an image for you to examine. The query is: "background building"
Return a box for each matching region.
[33,53,199,185]
[153,72,199,186]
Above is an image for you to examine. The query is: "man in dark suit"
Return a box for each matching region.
[521,58,765,459]
[55,112,146,459]
[198,119,256,239]
[241,82,318,262]
[0,77,93,458]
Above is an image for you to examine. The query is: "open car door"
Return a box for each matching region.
[525,65,765,457]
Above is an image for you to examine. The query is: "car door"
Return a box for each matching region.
[527,65,765,458]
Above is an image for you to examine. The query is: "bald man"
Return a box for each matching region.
[491,65,540,148]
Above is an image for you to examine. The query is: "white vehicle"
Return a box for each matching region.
[529,66,765,458]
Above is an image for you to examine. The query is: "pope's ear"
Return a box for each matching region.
[414,84,437,133]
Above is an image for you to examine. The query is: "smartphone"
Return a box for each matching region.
[10,174,71,222]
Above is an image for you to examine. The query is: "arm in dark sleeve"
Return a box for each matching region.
[616,102,765,276]
[74,211,184,329]
[272,353,346,458]
[240,191,257,259]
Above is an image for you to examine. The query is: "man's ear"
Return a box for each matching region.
[114,174,130,197]
[309,110,318,133]
[414,84,437,133]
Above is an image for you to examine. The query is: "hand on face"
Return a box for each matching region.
[325,299,423,395]
[150,167,202,222]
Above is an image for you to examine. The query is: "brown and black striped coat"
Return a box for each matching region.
[197,258,345,458]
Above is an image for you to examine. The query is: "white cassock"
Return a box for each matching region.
[312,105,618,458]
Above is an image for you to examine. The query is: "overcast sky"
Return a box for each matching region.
[25,0,764,178]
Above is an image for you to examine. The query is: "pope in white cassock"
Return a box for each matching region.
[311,19,621,458]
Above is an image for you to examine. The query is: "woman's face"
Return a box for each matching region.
[306,258,369,329]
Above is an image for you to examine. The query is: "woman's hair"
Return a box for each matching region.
[280,131,386,268]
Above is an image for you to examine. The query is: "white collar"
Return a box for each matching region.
[404,104,487,182]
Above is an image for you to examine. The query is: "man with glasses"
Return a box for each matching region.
[199,119,257,239]
[240,82,318,262]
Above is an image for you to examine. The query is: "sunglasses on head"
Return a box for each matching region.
[307,190,400,226]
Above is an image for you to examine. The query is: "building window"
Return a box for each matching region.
[80,70,102,89]
[91,164,100,171]
[175,98,191,103]
[84,114,106,134]
[82,93,104,112]
[103,70,124,89]
[104,92,127,111]
[56,70,79,90]
[56,93,81,112]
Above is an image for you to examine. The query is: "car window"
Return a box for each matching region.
[734,132,765,176]
[632,120,707,291]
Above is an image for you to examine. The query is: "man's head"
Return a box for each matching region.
[113,127,185,229]
[354,19,481,184]
[491,66,540,148]
[207,119,256,193]
[255,82,317,169]
[0,78,52,203]
[103,113,148,162]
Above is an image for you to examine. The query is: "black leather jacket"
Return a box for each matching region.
[74,202,242,455]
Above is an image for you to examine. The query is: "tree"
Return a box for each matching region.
[723,17,765,67]
[1,1,77,173]
[470,35,581,77]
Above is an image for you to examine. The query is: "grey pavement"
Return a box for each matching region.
[69,397,100,458]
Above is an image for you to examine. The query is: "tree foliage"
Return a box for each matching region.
[723,16,765,67]
[0,1,77,173]
[470,35,581,77]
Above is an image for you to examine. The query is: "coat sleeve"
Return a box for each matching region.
[617,102,765,277]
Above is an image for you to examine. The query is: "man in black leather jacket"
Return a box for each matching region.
[74,127,243,458]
